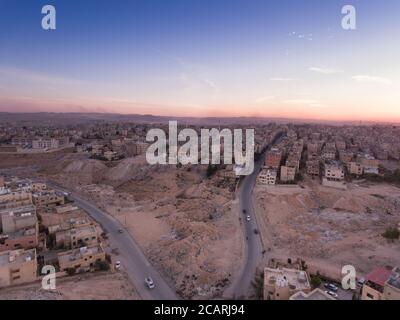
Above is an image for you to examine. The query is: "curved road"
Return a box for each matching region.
[48,182,178,300]
[232,133,285,298]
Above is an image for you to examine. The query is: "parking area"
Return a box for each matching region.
[318,282,357,300]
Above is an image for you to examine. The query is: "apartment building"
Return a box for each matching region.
[30,183,47,193]
[32,137,70,150]
[280,166,296,182]
[48,217,91,235]
[335,140,346,151]
[0,205,37,234]
[307,143,320,157]
[58,245,106,272]
[383,267,400,300]
[32,190,64,209]
[349,161,363,176]
[322,161,346,189]
[359,154,380,175]
[55,225,99,249]
[306,160,320,176]
[0,227,38,252]
[133,141,149,155]
[264,267,311,300]
[324,162,345,181]
[11,137,33,148]
[361,267,392,300]
[32,138,59,149]
[258,169,277,185]
[339,150,354,164]
[265,148,282,169]
[321,148,336,161]
[0,249,37,288]
[0,190,33,210]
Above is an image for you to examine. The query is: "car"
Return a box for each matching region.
[118,229,124,234]
[115,261,121,270]
[246,215,251,222]
[242,209,247,214]
[325,290,338,298]
[324,283,339,292]
[145,277,155,289]
[357,278,365,287]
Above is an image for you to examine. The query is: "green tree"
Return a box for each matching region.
[310,275,322,289]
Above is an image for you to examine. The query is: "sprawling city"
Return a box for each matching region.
[0,0,399,315]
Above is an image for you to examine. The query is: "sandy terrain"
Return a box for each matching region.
[254,178,400,279]
[0,272,140,300]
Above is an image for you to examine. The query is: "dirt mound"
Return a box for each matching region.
[103,156,150,183]
[63,159,107,174]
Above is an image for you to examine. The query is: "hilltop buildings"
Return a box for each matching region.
[0,176,108,289]
[361,266,400,300]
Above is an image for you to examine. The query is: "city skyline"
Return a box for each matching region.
[1,0,400,122]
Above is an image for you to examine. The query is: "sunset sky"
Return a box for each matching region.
[0,0,399,121]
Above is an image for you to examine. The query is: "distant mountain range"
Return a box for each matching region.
[0,112,395,126]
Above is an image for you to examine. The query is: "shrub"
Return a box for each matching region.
[66,268,76,276]
[310,274,322,288]
[95,260,110,271]
[382,227,400,240]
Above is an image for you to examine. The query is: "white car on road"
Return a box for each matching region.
[246,215,251,222]
[325,290,338,298]
[145,277,155,289]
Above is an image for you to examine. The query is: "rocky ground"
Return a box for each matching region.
[0,272,139,300]
[254,177,400,279]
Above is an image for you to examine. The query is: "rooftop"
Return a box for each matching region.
[386,267,400,290]
[0,248,36,266]
[365,267,392,287]
[290,288,335,300]
[264,267,310,291]
[0,205,36,217]
[58,245,104,264]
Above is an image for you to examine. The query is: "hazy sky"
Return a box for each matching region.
[0,0,399,121]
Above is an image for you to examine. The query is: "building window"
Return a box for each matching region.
[366,293,375,299]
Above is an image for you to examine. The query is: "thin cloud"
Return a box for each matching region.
[284,99,320,105]
[158,51,220,94]
[255,96,275,103]
[352,75,392,85]
[270,77,297,82]
[0,66,87,86]
[309,67,343,75]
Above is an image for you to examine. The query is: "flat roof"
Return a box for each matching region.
[264,267,310,291]
[366,267,392,287]
[0,249,36,266]
[58,245,103,264]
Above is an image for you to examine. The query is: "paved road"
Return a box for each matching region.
[232,133,285,298]
[49,183,178,300]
